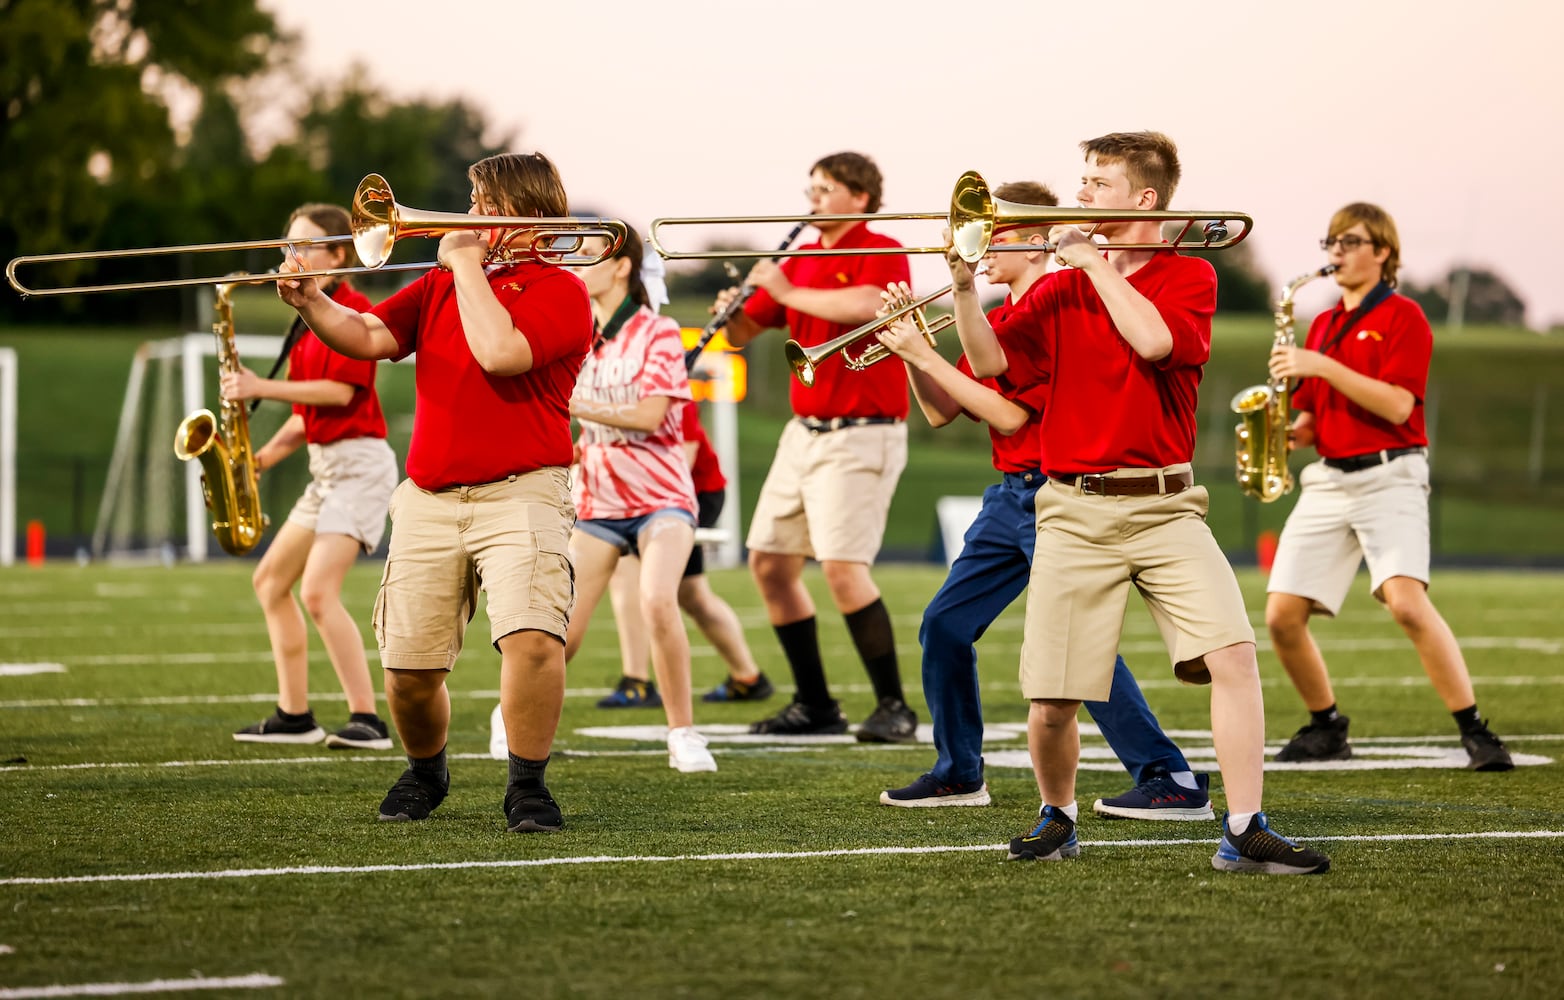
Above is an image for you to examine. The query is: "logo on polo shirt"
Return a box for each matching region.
[1357,329,1382,341]
[836,272,850,284]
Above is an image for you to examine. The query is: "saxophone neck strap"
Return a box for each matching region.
[249,316,309,414]
[1319,282,1393,356]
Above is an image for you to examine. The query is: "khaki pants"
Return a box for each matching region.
[745,419,907,564]
[1020,469,1254,701]
[373,468,576,670]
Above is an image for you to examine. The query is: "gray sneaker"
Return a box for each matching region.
[233,710,325,745]
[1275,715,1351,762]
[326,715,393,751]
[855,697,918,744]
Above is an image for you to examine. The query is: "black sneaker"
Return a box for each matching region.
[233,709,325,745]
[1007,805,1080,861]
[1461,720,1515,772]
[1093,770,1215,821]
[702,671,776,703]
[1275,714,1352,762]
[880,772,991,807]
[596,677,663,709]
[377,767,448,822]
[748,697,849,736]
[504,784,563,833]
[855,697,918,744]
[1211,811,1330,875]
[325,715,393,751]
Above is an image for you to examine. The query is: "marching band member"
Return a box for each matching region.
[949,132,1329,873]
[224,203,397,752]
[277,152,591,833]
[1265,202,1512,771]
[712,152,917,743]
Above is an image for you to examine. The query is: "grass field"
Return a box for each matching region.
[1,561,1561,998]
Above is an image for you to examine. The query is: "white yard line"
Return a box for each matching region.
[7,672,1564,709]
[0,973,282,998]
[3,830,1560,888]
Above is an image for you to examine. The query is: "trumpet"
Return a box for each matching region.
[651,170,1251,263]
[786,286,952,387]
[6,173,629,297]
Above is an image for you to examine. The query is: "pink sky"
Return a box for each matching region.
[266,0,1564,329]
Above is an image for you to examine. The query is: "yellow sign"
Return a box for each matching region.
[681,327,747,403]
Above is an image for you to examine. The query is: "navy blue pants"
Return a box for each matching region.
[920,471,1191,786]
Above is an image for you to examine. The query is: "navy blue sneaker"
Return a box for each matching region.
[702,671,775,703]
[1211,812,1330,875]
[1007,805,1080,861]
[596,677,663,709]
[1092,771,1215,821]
[879,772,991,808]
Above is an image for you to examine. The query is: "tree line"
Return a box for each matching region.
[1,0,1529,327]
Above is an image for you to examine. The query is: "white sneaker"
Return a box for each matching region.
[488,703,507,761]
[667,725,717,773]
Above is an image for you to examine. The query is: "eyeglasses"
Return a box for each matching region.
[803,182,838,199]
[1320,235,1375,251]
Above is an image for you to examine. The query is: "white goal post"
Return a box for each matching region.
[0,347,15,566]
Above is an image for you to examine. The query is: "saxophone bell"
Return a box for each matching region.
[1231,265,1337,503]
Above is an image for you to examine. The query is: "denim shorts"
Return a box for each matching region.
[575,507,696,557]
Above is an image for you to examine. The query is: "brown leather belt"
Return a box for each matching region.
[1051,469,1194,496]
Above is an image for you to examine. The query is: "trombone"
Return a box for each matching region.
[650,170,1251,264]
[6,173,630,297]
[786,286,953,387]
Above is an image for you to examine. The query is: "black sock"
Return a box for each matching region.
[277,706,314,724]
[409,746,449,791]
[1310,704,1341,726]
[844,598,902,703]
[774,618,831,707]
[1453,704,1482,734]
[348,712,381,725]
[508,752,549,789]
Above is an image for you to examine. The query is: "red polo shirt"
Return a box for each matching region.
[998,252,1216,474]
[682,400,727,493]
[371,262,592,490]
[956,278,1055,473]
[291,282,386,445]
[743,222,911,420]
[1291,291,1430,457]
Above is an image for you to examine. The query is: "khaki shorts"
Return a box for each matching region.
[1020,468,1255,701]
[373,467,576,670]
[1266,453,1431,615]
[745,419,907,564]
[286,437,399,553]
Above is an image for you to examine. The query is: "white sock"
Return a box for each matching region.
[1227,811,1256,836]
[1169,770,1199,790]
[1044,801,1079,822]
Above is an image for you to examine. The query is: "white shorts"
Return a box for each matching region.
[286,437,399,553]
[1266,452,1431,615]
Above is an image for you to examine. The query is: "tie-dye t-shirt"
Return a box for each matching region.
[573,305,696,520]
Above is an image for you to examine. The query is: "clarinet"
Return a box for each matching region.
[684,220,809,371]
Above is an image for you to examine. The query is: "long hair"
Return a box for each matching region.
[468,152,569,218]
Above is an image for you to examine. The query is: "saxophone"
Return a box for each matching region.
[173,278,269,555]
[1230,265,1336,502]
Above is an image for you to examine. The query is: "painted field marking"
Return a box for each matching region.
[0,665,64,677]
[0,973,282,998]
[3,830,1561,888]
[7,670,1564,709]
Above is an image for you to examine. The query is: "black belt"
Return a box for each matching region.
[796,416,902,435]
[1051,469,1194,497]
[1322,446,1425,472]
